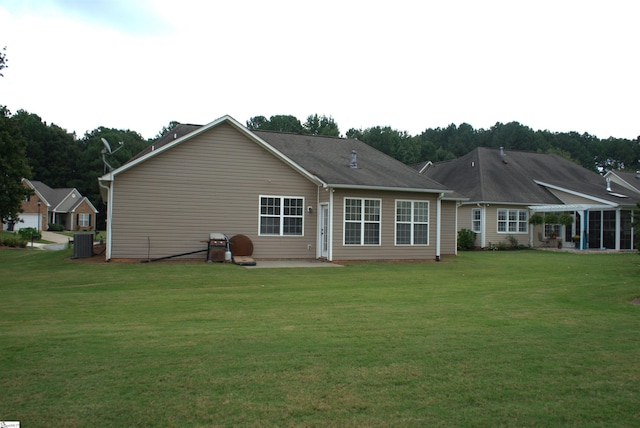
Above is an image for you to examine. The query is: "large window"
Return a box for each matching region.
[78,213,90,227]
[497,209,528,233]
[472,208,481,233]
[259,196,304,236]
[395,200,429,245]
[344,198,381,245]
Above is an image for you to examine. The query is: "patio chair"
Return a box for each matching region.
[538,232,550,247]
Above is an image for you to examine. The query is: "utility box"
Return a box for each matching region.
[73,233,93,259]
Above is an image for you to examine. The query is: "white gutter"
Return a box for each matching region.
[436,192,443,261]
[533,180,620,206]
[327,183,455,195]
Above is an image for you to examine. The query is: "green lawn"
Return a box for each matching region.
[1,249,639,427]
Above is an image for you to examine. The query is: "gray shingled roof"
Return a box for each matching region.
[253,130,450,192]
[30,181,75,208]
[423,147,639,206]
[128,124,201,162]
[125,122,454,194]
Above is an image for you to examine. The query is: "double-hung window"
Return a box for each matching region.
[395,200,429,245]
[472,208,481,233]
[344,198,381,245]
[259,196,304,236]
[497,209,528,233]
[78,213,90,227]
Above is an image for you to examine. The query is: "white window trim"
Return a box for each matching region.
[343,197,382,246]
[472,208,481,233]
[394,199,429,246]
[497,208,528,234]
[78,213,90,227]
[258,195,305,237]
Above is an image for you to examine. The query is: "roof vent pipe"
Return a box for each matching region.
[350,150,358,169]
[636,170,640,179]
[499,147,507,163]
[606,177,612,192]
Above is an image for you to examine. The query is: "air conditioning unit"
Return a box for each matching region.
[73,233,93,259]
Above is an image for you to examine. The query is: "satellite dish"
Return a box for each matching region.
[100,137,124,172]
[101,137,112,154]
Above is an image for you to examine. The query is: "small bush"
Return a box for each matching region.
[2,236,27,248]
[18,227,41,241]
[48,223,64,232]
[458,228,476,251]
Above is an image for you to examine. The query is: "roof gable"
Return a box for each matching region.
[30,180,78,210]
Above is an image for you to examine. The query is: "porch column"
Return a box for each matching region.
[581,210,588,250]
[615,209,621,251]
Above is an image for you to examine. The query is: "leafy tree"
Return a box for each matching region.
[246,115,304,133]
[0,106,32,227]
[0,46,7,77]
[12,110,80,189]
[303,114,340,136]
[246,116,268,130]
[153,121,180,140]
[74,127,148,229]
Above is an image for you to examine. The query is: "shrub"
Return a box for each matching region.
[18,227,40,241]
[2,236,27,248]
[48,223,64,232]
[457,228,476,251]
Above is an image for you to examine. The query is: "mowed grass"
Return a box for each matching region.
[1,249,639,427]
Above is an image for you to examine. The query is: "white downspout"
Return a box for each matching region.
[328,187,334,261]
[99,179,114,261]
[436,193,443,261]
[316,186,320,258]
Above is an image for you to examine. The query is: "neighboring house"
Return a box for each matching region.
[420,147,638,251]
[604,170,640,196]
[3,179,98,232]
[98,115,465,262]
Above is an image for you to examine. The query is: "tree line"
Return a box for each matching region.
[2,107,639,231]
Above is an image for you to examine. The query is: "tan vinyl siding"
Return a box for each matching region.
[547,189,601,205]
[330,189,438,261]
[458,205,480,247]
[440,200,457,255]
[110,123,319,260]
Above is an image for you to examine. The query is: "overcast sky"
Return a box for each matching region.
[0,0,638,140]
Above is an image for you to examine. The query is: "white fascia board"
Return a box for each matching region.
[22,178,52,208]
[327,183,455,194]
[459,201,533,207]
[98,115,232,181]
[52,188,81,213]
[533,180,618,206]
[528,203,613,212]
[70,197,99,214]
[98,115,326,187]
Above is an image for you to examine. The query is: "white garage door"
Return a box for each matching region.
[15,214,39,231]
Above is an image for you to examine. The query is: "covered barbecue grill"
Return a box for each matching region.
[206,233,230,263]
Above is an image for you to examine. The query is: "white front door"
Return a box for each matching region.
[320,204,329,258]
